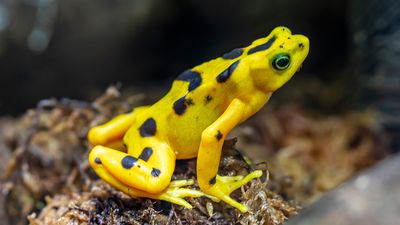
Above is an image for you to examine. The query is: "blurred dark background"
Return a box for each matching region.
[0,0,399,149]
[0,0,349,114]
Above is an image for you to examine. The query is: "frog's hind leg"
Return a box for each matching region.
[89,145,208,208]
[89,144,175,193]
[88,106,149,150]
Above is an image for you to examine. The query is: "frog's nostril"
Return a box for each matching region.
[298,42,304,49]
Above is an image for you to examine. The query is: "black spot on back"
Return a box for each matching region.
[139,118,157,137]
[209,175,216,185]
[139,147,153,162]
[248,36,276,55]
[173,96,188,115]
[216,60,240,83]
[215,130,223,141]
[151,168,161,177]
[205,95,213,104]
[222,48,243,59]
[121,156,138,169]
[176,70,202,92]
[186,98,194,106]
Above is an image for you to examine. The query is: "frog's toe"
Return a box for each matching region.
[218,170,262,192]
[158,179,217,208]
[159,193,194,209]
[169,179,194,188]
[203,170,262,213]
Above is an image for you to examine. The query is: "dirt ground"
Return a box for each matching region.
[0,87,386,224]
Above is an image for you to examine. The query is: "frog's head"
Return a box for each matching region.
[245,26,309,93]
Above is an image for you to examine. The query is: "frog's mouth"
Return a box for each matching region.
[297,64,303,72]
[289,34,309,75]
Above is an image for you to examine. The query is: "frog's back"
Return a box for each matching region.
[129,26,309,159]
[149,50,252,159]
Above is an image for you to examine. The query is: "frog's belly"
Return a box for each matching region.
[166,106,222,159]
[170,133,202,160]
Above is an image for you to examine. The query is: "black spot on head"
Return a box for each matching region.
[205,95,213,104]
[139,118,157,137]
[139,147,153,162]
[209,175,216,185]
[94,157,102,164]
[216,60,240,83]
[151,168,161,177]
[215,130,223,141]
[298,42,304,49]
[121,156,138,169]
[173,96,187,115]
[222,48,243,59]
[175,70,202,92]
[248,36,276,55]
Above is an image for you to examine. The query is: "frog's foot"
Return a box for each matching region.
[154,179,218,209]
[204,170,262,213]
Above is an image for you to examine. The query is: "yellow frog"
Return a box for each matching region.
[88,26,309,213]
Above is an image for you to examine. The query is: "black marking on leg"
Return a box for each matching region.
[138,147,153,162]
[222,48,243,59]
[151,168,161,177]
[121,156,138,169]
[248,36,276,55]
[216,60,240,83]
[94,157,102,164]
[173,96,187,115]
[139,118,157,137]
[215,130,223,141]
[176,70,202,92]
[209,175,216,185]
[205,95,213,104]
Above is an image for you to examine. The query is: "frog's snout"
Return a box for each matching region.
[294,34,309,53]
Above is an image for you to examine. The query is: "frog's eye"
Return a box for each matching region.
[272,54,291,71]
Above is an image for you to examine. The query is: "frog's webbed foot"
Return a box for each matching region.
[205,170,262,213]
[154,179,218,209]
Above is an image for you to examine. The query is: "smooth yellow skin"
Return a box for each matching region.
[88,27,309,213]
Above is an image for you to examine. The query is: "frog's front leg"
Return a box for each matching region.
[89,145,208,208]
[197,98,263,213]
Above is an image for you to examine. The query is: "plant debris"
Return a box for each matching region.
[0,87,386,224]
